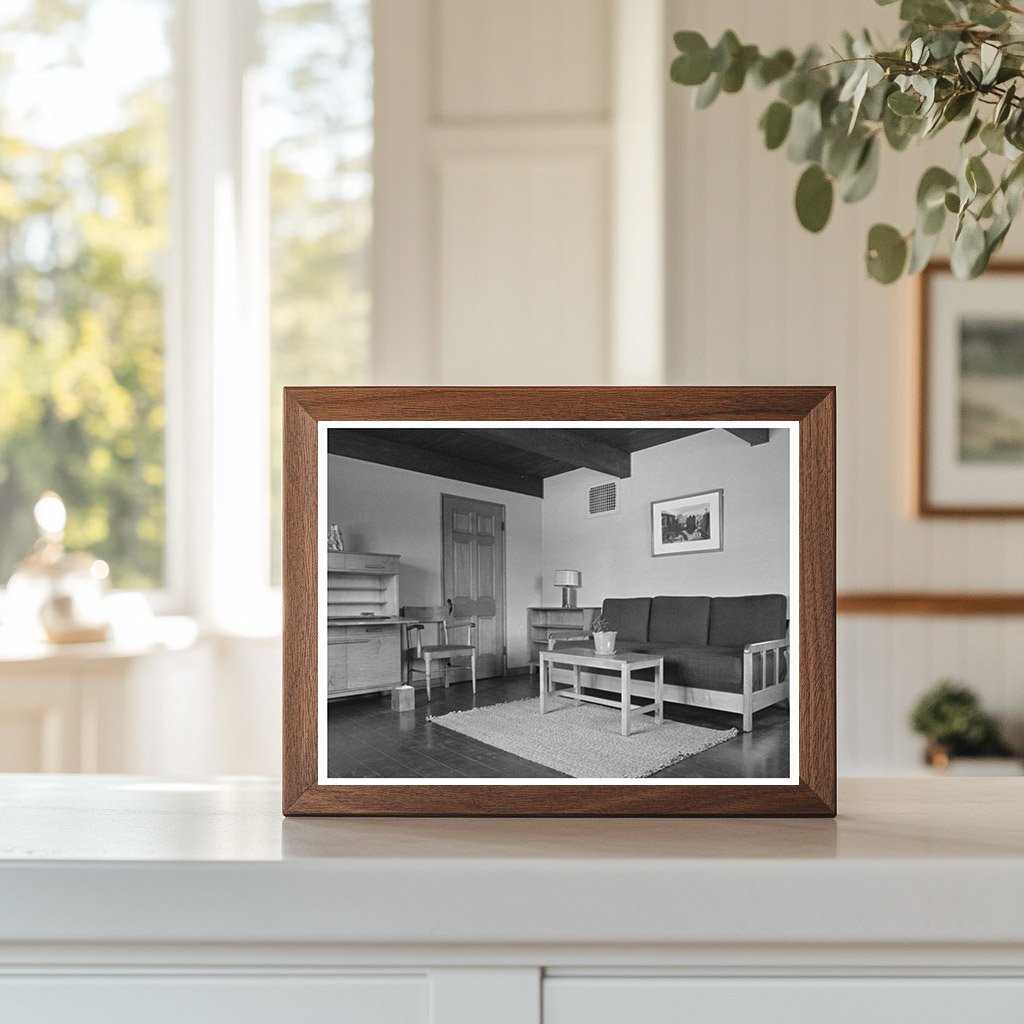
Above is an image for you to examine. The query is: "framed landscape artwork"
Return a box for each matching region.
[651,489,723,556]
[282,387,836,817]
[918,262,1024,516]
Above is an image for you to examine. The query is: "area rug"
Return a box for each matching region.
[428,698,738,779]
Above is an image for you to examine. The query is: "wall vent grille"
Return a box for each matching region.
[587,481,619,518]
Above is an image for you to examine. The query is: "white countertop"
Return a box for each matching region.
[1,775,1022,952]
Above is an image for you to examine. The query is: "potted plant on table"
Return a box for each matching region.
[590,618,617,656]
[910,679,1018,772]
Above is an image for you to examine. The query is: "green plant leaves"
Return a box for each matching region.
[672,31,713,85]
[759,102,792,150]
[888,90,921,115]
[795,164,834,232]
[842,137,880,203]
[866,224,907,283]
[952,211,987,278]
[668,10,1024,284]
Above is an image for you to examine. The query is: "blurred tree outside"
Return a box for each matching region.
[263,0,372,582]
[0,0,171,589]
[0,0,372,593]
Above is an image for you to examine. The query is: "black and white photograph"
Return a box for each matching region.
[651,488,723,556]
[318,422,797,784]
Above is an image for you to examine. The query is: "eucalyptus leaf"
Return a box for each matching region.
[917,166,957,210]
[981,122,1006,155]
[760,102,793,150]
[908,221,942,273]
[967,154,995,195]
[754,49,795,87]
[787,101,823,162]
[888,90,921,115]
[694,73,721,109]
[866,223,908,283]
[951,212,986,278]
[795,164,834,232]
[842,137,881,203]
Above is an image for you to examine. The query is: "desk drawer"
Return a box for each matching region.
[544,977,1024,1024]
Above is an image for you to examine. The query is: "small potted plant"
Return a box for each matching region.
[909,680,1016,772]
[590,617,617,656]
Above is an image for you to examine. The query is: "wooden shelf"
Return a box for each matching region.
[838,592,1024,616]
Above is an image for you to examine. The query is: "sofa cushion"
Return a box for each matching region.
[708,594,787,648]
[648,596,711,645]
[600,598,651,643]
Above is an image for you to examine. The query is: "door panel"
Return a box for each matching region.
[441,494,506,679]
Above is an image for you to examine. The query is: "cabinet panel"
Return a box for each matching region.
[328,626,402,695]
[544,977,1024,1024]
[1,975,426,1024]
[326,552,400,575]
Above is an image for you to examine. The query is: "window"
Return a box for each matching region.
[0,0,374,614]
[0,0,172,589]
[261,0,373,580]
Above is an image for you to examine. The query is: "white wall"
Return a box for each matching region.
[326,454,543,669]
[541,430,790,608]
[665,0,1024,771]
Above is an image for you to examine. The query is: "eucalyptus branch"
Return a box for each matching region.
[670,0,1024,283]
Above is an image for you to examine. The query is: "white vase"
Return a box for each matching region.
[593,631,617,655]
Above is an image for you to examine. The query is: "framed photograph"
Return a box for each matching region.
[651,489,723,556]
[283,387,836,817]
[917,261,1024,516]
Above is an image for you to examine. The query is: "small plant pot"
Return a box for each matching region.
[593,631,617,655]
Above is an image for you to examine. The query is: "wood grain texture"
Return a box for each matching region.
[916,260,1024,518]
[282,387,836,817]
[838,592,1024,616]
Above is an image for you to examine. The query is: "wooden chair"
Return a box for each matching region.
[402,605,477,701]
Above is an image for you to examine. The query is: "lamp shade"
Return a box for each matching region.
[553,570,581,588]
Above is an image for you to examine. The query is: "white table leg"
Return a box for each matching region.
[539,656,548,714]
[620,665,630,737]
[655,659,664,726]
[572,664,581,707]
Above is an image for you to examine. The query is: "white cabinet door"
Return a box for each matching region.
[1,974,427,1024]
[544,977,1024,1024]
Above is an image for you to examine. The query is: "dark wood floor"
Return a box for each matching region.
[326,673,790,780]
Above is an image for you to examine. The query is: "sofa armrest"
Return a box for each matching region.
[743,637,789,655]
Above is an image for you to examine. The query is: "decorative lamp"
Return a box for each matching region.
[553,569,582,609]
[5,492,111,644]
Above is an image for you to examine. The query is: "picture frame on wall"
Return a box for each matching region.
[282,386,836,817]
[917,261,1024,517]
[651,489,723,556]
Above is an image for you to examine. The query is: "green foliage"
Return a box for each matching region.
[0,3,168,588]
[670,0,1024,282]
[909,680,1015,756]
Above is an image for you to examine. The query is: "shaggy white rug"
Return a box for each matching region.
[428,697,737,779]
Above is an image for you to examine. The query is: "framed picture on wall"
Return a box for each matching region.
[651,489,723,556]
[282,386,836,817]
[917,261,1024,516]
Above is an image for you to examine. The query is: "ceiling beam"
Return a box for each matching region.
[480,428,632,478]
[725,428,770,447]
[326,430,544,497]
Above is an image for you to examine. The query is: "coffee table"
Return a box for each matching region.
[538,647,664,737]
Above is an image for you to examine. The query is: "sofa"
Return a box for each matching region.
[547,595,789,732]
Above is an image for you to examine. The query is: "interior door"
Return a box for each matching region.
[441,494,506,680]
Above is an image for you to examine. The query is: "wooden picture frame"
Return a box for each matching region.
[283,387,836,817]
[917,260,1024,517]
[651,488,723,556]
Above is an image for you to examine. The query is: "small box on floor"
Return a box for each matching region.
[391,685,415,712]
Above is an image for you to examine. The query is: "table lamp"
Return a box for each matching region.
[553,569,582,608]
